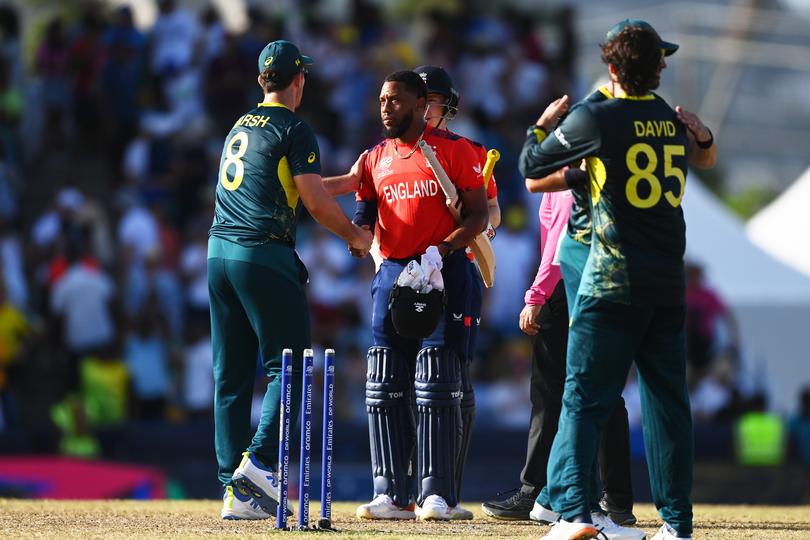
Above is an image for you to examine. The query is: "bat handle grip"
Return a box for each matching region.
[482,149,500,188]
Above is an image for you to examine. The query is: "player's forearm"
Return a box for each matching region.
[322,174,357,197]
[296,173,362,243]
[525,169,568,193]
[441,204,488,254]
[487,199,501,229]
[307,197,361,242]
[519,135,590,180]
[689,144,717,169]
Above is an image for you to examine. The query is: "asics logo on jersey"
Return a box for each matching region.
[307,152,316,164]
[554,127,571,149]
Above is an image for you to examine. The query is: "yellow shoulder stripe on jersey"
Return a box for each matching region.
[598,85,655,101]
[278,156,300,210]
[532,127,547,143]
[587,156,607,206]
[257,102,291,110]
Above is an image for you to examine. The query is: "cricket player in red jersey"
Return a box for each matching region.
[414,65,499,520]
[352,70,488,521]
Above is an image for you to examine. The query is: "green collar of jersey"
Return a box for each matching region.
[598,86,655,101]
[257,102,291,110]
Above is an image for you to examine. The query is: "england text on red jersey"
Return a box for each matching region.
[356,125,484,259]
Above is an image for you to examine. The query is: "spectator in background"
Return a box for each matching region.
[0,5,21,89]
[102,5,146,176]
[297,227,362,344]
[0,216,26,309]
[117,191,160,267]
[31,188,85,253]
[0,277,31,432]
[35,18,71,144]
[686,261,739,381]
[476,339,532,429]
[123,250,184,342]
[789,387,810,464]
[149,0,201,77]
[69,7,106,144]
[486,204,535,336]
[50,228,117,394]
[205,33,253,134]
[179,222,209,321]
[0,57,21,166]
[182,314,212,420]
[201,7,226,66]
[123,296,171,419]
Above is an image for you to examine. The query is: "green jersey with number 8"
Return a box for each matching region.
[210,103,321,247]
[519,86,689,306]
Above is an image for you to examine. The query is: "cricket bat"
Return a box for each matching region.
[418,140,496,288]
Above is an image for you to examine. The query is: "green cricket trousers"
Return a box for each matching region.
[536,235,634,513]
[547,292,693,535]
[208,236,310,486]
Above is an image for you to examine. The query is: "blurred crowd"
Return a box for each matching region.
[0,0,799,463]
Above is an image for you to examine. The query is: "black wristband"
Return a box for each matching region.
[564,168,588,189]
[695,128,714,149]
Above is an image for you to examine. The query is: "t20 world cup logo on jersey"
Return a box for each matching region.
[377,156,394,178]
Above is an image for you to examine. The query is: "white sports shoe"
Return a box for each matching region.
[591,512,647,540]
[230,452,293,517]
[447,504,474,520]
[530,502,560,524]
[417,494,453,521]
[651,524,691,540]
[540,519,600,540]
[221,485,271,520]
[356,494,416,520]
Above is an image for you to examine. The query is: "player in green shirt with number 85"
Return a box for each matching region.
[518,20,716,540]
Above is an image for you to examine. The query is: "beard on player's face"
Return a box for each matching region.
[383,109,414,139]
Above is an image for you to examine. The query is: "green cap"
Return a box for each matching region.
[257,40,314,77]
[605,19,679,56]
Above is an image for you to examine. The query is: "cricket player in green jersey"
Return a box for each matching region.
[518,20,716,540]
[209,40,372,520]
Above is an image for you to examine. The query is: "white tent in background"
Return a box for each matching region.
[682,178,810,414]
[746,166,810,278]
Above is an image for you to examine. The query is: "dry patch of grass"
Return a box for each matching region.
[1,500,809,539]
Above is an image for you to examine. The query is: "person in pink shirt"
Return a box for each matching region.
[685,262,738,377]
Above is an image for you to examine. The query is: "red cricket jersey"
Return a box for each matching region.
[455,134,498,201]
[357,125,484,259]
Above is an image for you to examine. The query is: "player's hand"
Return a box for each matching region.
[348,224,373,257]
[675,106,712,143]
[347,150,369,192]
[536,95,569,132]
[519,304,542,336]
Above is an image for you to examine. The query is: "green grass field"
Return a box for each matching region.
[1,500,809,539]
